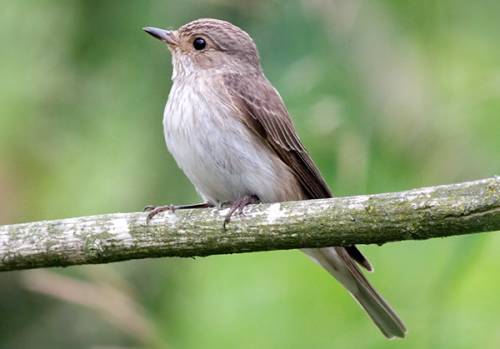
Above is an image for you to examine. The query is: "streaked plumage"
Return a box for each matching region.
[164,73,302,203]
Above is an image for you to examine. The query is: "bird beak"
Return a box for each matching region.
[143,27,178,46]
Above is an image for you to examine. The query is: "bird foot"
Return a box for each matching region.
[145,202,213,224]
[223,195,260,230]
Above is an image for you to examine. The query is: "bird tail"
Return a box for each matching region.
[302,247,406,339]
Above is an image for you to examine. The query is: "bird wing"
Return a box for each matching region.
[221,72,332,199]
[221,72,372,271]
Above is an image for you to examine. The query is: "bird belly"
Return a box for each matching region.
[163,81,301,205]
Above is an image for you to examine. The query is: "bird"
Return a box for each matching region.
[143,18,406,339]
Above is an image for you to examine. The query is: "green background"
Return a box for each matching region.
[1,1,499,348]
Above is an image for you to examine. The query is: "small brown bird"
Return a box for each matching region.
[143,18,406,338]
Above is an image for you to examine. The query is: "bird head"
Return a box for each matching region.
[144,18,261,79]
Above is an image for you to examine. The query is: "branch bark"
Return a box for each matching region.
[1,177,499,272]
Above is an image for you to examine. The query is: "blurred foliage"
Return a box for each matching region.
[0,0,499,348]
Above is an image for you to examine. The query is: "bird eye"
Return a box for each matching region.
[193,37,206,50]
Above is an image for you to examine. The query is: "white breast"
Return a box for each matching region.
[163,75,299,205]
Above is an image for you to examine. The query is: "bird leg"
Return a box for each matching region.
[223,195,260,229]
[144,202,214,224]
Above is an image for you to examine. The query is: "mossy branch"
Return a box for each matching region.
[1,177,499,272]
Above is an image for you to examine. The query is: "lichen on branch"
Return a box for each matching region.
[0,177,499,272]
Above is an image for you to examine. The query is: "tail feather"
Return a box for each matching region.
[345,245,373,272]
[303,247,406,339]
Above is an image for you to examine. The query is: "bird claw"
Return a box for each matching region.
[145,205,176,224]
[222,195,259,230]
[144,202,213,224]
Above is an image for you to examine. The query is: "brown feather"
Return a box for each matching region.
[221,72,371,271]
[222,72,331,199]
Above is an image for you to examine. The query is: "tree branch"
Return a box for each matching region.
[1,177,499,272]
